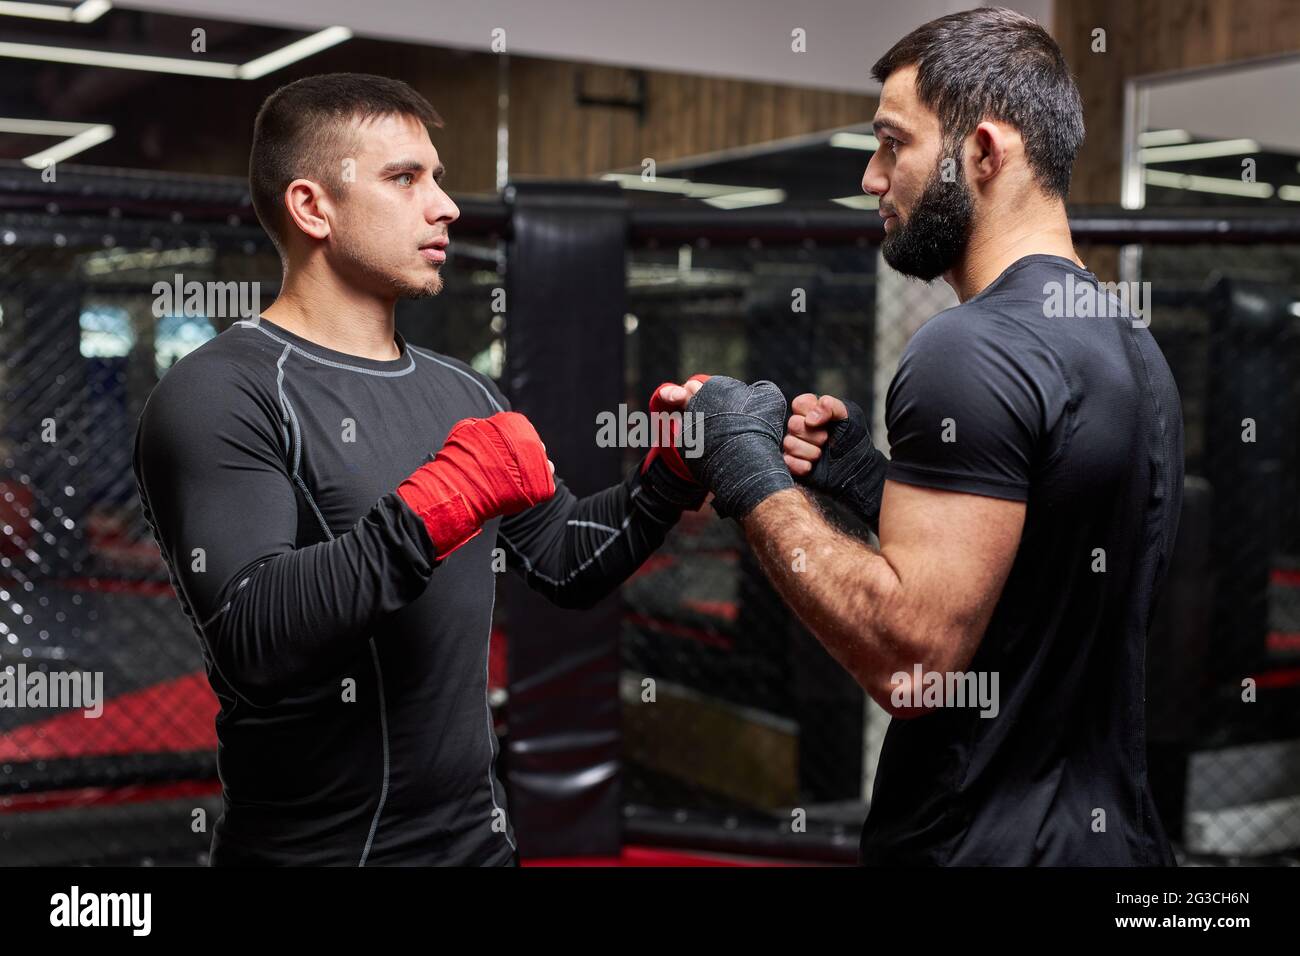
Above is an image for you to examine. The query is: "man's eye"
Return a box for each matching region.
[395,173,415,186]
[881,136,899,151]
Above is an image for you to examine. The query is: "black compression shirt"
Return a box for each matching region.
[861,254,1184,866]
[133,316,697,866]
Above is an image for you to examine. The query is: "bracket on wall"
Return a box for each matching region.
[574,69,647,123]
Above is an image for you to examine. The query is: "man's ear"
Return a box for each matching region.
[283,178,332,242]
[968,121,1009,186]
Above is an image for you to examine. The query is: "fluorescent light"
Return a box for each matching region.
[601,173,785,208]
[830,195,879,209]
[0,25,350,78]
[1140,138,1260,164]
[601,173,751,198]
[701,188,786,209]
[237,27,352,80]
[0,118,114,166]
[21,124,113,166]
[1279,185,1300,202]
[0,117,103,136]
[0,2,72,21]
[71,0,109,21]
[0,0,109,22]
[23,123,112,166]
[1137,129,1190,148]
[1144,169,1274,199]
[599,173,722,196]
[602,173,683,193]
[0,40,239,76]
[829,132,880,151]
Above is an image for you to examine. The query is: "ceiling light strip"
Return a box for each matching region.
[0,0,110,22]
[1143,169,1274,199]
[22,122,114,166]
[0,26,350,79]
[1140,138,1260,164]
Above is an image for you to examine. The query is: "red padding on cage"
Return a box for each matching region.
[0,779,222,814]
[0,671,217,761]
[1250,665,1300,689]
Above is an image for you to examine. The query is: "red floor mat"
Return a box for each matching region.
[524,846,807,867]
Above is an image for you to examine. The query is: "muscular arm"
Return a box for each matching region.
[740,480,1024,715]
[741,307,1067,714]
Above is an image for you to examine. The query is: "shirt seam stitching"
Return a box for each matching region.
[236,320,415,377]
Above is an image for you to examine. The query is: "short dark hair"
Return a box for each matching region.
[871,6,1084,199]
[249,73,443,255]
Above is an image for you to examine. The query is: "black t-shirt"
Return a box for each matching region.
[861,254,1183,866]
[133,317,694,866]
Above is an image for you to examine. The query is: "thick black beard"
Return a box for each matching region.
[881,153,975,281]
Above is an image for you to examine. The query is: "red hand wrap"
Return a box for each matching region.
[641,374,711,482]
[397,411,555,559]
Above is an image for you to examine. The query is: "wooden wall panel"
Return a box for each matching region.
[506,57,875,181]
[86,39,873,196]
[48,4,1300,208]
[81,38,501,193]
[1054,0,1300,204]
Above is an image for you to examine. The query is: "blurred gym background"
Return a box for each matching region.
[2,0,1299,866]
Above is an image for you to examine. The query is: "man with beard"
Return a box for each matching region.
[667,7,1184,865]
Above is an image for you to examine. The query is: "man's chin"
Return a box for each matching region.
[396,274,443,299]
[882,232,961,282]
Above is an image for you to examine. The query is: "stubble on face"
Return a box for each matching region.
[327,115,449,301]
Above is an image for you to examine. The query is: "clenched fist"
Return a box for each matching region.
[784,393,886,529]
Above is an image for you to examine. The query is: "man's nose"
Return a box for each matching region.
[430,190,459,225]
[862,151,889,198]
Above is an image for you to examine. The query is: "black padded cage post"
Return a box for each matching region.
[500,181,629,858]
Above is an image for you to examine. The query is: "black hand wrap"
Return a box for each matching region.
[683,377,793,519]
[636,453,709,518]
[801,399,887,530]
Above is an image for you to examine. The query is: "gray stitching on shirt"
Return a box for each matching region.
[360,640,393,865]
[483,585,516,853]
[498,486,641,589]
[139,477,263,715]
[273,344,392,866]
[236,319,415,377]
[408,346,504,413]
[566,519,620,534]
[275,347,333,535]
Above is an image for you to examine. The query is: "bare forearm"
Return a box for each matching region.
[679,375,975,705]
[740,488,912,700]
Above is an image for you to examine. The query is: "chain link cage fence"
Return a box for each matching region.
[0,162,508,864]
[2,161,1298,866]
